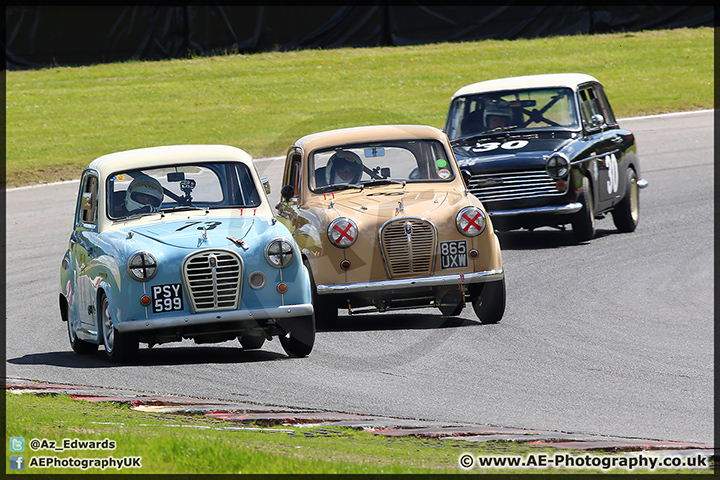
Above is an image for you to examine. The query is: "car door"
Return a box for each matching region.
[578,83,624,209]
[70,171,100,332]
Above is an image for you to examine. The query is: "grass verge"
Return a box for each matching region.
[4,27,713,187]
[5,391,713,474]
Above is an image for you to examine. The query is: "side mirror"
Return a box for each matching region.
[461,169,472,186]
[280,185,295,201]
[591,114,606,131]
[260,177,271,195]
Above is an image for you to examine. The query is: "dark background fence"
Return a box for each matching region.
[4,5,714,70]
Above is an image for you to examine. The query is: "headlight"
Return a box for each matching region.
[265,238,295,268]
[456,206,486,236]
[127,251,158,281]
[546,153,570,179]
[327,217,358,248]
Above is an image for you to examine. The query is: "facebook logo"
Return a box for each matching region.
[10,455,25,470]
[10,436,25,452]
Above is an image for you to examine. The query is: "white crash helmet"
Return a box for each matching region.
[125,174,163,212]
[326,150,363,184]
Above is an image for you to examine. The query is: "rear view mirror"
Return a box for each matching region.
[364,147,385,158]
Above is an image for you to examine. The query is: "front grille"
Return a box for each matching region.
[183,250,242,312]
[467,169,567,203]
[380,218,436,278]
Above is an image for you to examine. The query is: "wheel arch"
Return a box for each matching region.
[59,293,69,323]
[95,281,118,331]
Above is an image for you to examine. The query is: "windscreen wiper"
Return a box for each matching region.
[317,183,364,193]
[361,179,406,188]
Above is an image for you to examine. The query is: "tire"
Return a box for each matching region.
[572,176,596,242]
[100,295,138,362]
[304,258,337,328]
[612,169,640,233]
[279,314,315,357]
[439,302,464,317]
[470,278,506,324]
[67,317,98,355]
[238,333,265,350]
[438,288,464,316]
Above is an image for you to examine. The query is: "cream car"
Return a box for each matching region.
[276,125,505,326]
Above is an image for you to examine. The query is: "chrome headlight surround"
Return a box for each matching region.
[456,206,487,237]
[127,251,158,281]
[264,238,295,269]
[327,217,358,248]
[545,153,570,179]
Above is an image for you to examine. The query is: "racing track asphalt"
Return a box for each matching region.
[4,110,715,456]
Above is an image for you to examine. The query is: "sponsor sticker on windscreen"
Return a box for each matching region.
[152,284,184,313]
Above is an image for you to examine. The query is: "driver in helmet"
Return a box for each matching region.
[326,150,363,185]
[484,102,513,130]
[124,174,164,214]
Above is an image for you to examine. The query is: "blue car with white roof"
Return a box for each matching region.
[59,145,315,361]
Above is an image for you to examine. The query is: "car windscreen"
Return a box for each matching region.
[107,162,261,219]
[309,139,455,192]
[446,87,580,141]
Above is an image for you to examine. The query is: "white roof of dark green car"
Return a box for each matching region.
[451,73,600,98]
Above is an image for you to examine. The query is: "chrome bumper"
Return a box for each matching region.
[316,269,503,295]
[117,303,314,333]
[488,202,583,217]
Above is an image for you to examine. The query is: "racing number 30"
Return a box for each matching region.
[605,153,619,194]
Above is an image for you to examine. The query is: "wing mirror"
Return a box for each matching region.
[591,114,606,131]
[280,185,295,201]
[461,169,472,187]
[260,177,271,195]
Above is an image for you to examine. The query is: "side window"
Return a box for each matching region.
[282,150,302,196]
[289,155,301,196]
[595,85,617,125]
[79,173,99,226]
[578,87,603,131]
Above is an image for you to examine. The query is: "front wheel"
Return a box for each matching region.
[100,295,138,362]
[438,288,464,316]
[305,258,337,329]
[278,314,316,358]
[611,169,640,233]
[470,278,506,324]
[572,176,596,242]
[238,333,265,350]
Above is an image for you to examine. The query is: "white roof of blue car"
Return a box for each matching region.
[451,73,600,98]
[87,144,254,174]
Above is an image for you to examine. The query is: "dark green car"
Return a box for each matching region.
[445,73,648,241]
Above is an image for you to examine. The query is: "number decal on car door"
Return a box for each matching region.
[606,153,619,194]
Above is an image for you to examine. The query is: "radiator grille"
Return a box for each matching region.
[467,169,567,203]
[183,250,242,312]
[380,218,436,278]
